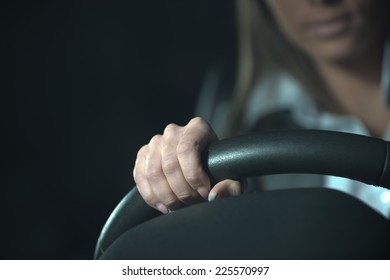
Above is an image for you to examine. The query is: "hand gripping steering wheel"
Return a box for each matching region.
[94,130,390,259]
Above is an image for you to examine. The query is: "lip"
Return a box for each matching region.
[305,14,351,38]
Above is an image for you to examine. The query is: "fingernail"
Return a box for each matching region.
[208,192,218,202]
[156,203,168,214]
[197,187,209,200]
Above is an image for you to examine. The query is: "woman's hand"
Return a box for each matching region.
[133,117,244,213]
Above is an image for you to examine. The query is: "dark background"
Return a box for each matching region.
[0,0,236,259]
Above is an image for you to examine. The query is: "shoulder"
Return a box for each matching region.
[242,70,315,129]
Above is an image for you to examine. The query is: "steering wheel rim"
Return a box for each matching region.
[94,129,390,259]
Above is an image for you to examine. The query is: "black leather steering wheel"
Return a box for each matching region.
[94,130,390,259]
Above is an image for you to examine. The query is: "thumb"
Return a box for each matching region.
[208,179,246,201]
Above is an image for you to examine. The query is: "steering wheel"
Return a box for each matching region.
[94,130,390,259]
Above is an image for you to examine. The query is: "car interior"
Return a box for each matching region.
[95,130,390,259]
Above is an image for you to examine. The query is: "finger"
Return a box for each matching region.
[144,135,185,211]
[161,124,204,205]
[134,137,182,213]
[208,179,244,201]
[133,145,164,211]
[177,117,217,199]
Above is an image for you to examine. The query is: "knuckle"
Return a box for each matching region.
[133,169,148,186]
[176,191,198,203]
[162,196,181,208]
[189,117,207,127]
[176,141,199,155]
[136,144,149,158]
[163,123,180,136]
[149,134,162,146]
[187,117,216,140]
[184,169,203,187]
[145,165,164,181]
[161,154,179,175]
[152,190,181,209]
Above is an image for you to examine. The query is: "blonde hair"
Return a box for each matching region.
[226,0,342,136]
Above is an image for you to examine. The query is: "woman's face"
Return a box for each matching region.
[266,0,388,63]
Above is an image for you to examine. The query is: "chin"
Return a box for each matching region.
[304,37,371,64]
